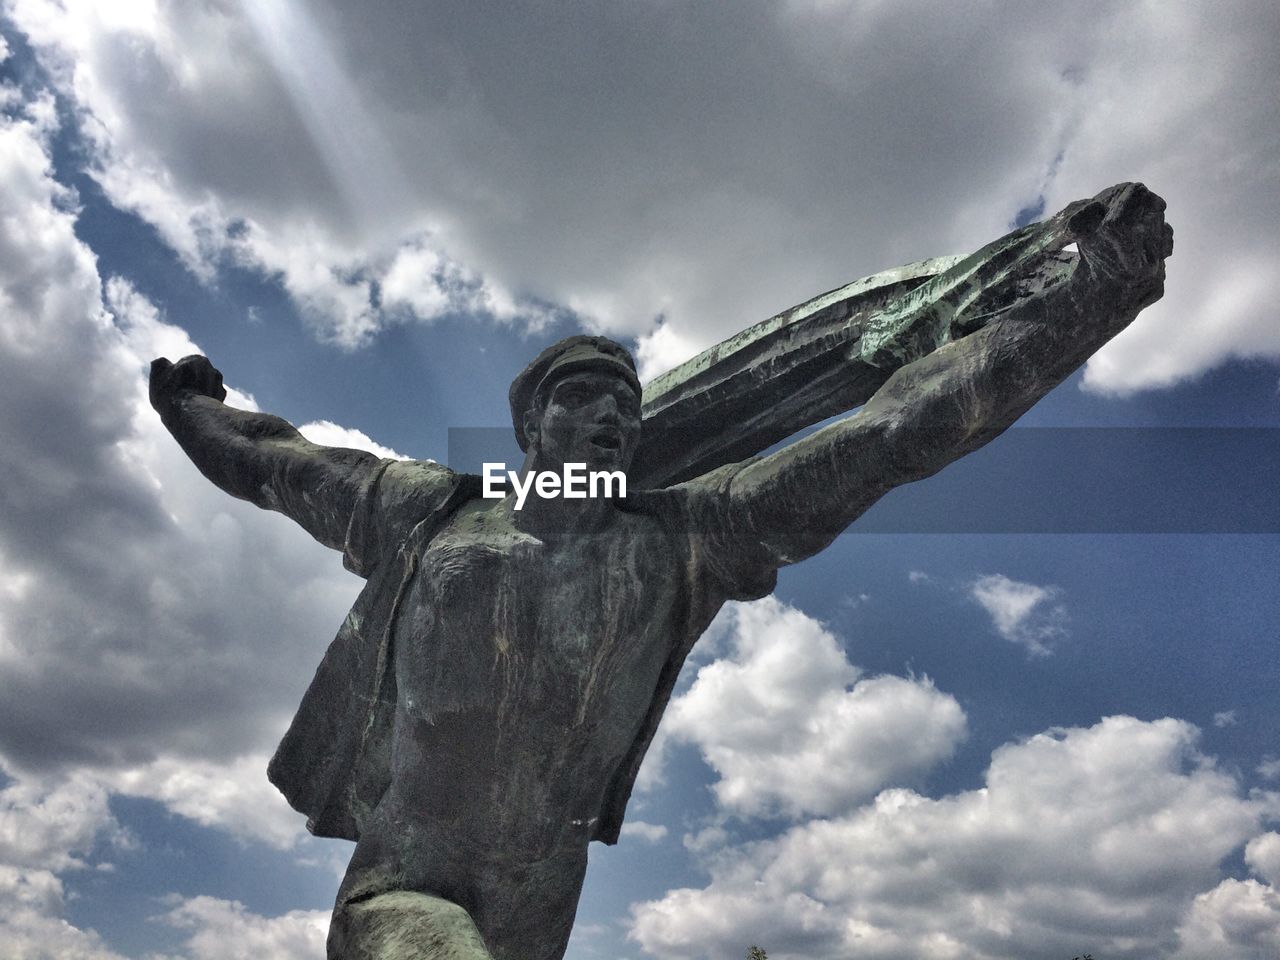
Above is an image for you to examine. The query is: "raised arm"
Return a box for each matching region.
[725,182,1173,566]
[150,355,382,555]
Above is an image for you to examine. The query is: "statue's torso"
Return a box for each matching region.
[316,463,778,956]
[349,499,688,898]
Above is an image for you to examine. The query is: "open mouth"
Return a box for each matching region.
[589,431,622,452]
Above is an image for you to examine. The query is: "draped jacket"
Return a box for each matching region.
[266,458,776,845]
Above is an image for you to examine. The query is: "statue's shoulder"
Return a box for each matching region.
[345,460,481,576]
[376,460,485,536]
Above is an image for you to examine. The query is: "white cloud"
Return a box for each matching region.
[634,320,703,384]
[379,243,451,321]
[1215,710,1239,728]
[297,420,408,462]
[0,850,328,960]
[0,62,400,858]
[0,772,125,874]
[1044,5,1280,395]
[102,754,303,850]
[682,824,730,855]
[0,108,154,950]
[652,597,966,819]
[8,1,1276,386]
[1171,879,1280,960]
[0,865,128,960]
[0,73,385,957]
[0,771,132,960]
[154,896,329,960]
[1246,833,1280,886]
[969,574,1068,657]
[7,0,548,347]
[378,239,544,337]
[622,821,670,844]
[631,716,1280,960]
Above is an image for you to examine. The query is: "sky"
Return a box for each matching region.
[0,1,1278,959]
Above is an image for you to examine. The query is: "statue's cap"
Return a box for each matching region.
[509,335,641,451]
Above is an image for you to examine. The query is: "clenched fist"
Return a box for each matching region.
[1068,181,1174,310]
[150,354,227,418]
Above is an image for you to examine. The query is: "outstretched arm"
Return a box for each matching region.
[725,182,1173,566]
[150,355,382,554]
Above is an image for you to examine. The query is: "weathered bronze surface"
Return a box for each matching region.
[151,183,1172,959]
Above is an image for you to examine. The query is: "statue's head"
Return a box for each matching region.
[509,335,642,474]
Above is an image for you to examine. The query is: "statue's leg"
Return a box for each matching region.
[328,890,494,960]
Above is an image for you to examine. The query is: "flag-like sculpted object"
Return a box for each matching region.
[636,190,1116,486]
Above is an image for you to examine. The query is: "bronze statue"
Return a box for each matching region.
[149,183,1172,959]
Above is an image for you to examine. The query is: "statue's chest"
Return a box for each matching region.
[420,520,660,642]
[394,509,680,734]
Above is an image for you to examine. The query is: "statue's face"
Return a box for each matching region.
[527,369,642,473]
